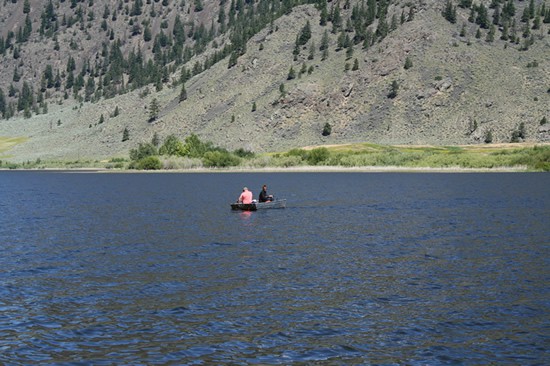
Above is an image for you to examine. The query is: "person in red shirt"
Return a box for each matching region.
[238,187,253,204]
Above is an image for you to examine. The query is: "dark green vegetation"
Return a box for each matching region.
[128,133,246,169]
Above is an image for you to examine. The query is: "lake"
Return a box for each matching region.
[1,171,548,365]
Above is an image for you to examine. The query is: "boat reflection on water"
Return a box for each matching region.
[239,210,253,219]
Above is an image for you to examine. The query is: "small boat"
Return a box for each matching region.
[231,199,287,211]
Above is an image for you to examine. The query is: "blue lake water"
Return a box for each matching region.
[0,171,549,365]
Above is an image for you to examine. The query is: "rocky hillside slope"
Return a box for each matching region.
[1,0,549,162]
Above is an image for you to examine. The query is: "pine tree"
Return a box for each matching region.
[486,24,495,42]
[476,3,490,29]
[460,22,467,37]
[13,68,20,82]
[322,47,329,61]
[297,21,312,46]
[152,132,160,147]
[144,25,152,42]
[103,4,110,19]
[149,98,160,122]
[23,15,32,41]
[459,0,473,9]
[287,66,296,80]
[308,41,315,60]
[228,51,238,69]
[18,81,33,112]
[300,62,307,75]
[501,21,509,40]
[484,129,493,143]
[332,5,342,33]
[404,56,413,69]
[122,127,130,142]
[279,83,286,97]
[320,2,328,26]
[345,43,353,60]
[388,80,399,99]
[131,0,143,16]
[322,122,332,136]
[194,0,203,12]
[0,87,5,118]
[320,30,329,51]
[528,0,535,19]
[518,122,526,139]
[443,0,457,24]
[179,83,187,102]
[320,30,329,60]
[23,0,31,14]
[376,11,389,39]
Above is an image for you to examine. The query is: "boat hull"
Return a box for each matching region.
[231,199,286,211]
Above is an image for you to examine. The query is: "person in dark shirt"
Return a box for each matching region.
[258,184,273,202]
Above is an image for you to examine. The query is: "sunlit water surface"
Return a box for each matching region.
[1,172,548,365]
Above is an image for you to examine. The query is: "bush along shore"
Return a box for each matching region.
[1,135,549,172]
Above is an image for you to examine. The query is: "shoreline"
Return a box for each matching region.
[0,165,532,173]
[2,142,547,173]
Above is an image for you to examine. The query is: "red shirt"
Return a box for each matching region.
[239,190,253,204]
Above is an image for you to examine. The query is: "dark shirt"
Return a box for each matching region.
[259,189,269,202]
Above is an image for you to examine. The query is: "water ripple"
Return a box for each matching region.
[0,172,548,364]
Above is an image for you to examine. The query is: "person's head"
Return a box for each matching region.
[262,185,267,191]
[243,187,248,191]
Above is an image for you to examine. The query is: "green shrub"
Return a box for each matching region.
[286,148,308,160]
[132,156,162,170]
[233,148,255,158]
[129,143,157,161]
[512,146,550,171]
[183,134,215,158]
[159,134,185,156]
[307,147,330,165]
[241,155,272,168]
[272,155,304,167]
[202,151,240,167]
[322,122,332,136]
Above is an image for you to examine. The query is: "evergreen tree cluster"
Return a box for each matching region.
[0,0,325,120]
[286,0,413,94]
[443,0,550,48]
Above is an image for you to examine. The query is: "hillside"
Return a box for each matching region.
[1,0,550,163]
